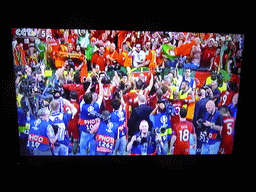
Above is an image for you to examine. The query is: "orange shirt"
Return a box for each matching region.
[80,62,88,82]
[91,53,106,71]
[105,49,120,65]
[122,51,132,67]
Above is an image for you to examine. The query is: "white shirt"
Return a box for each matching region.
[129,50,145,67]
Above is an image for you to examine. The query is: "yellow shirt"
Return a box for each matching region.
[168,85,177,100]
[179,89,190,100]
[218,82,227,93]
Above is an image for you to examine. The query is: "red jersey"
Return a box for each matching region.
[67,101,80,140]
[123,90,139,120]
[170,99,186,128]
[63,83,85,99]
[102,84,115,113]
[91,53,106,71]
[201,46,217,68]
[173,120,195,155]
[219,90,235,107]
[219,116,235,154]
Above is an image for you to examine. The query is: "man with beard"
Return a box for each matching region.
[128,43,145,68]
[200,38,217,70]
[91,45,107,72]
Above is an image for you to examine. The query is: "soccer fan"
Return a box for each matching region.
[182,68,196,90]
[91,45,107,72]
[85,37,98,71]
[184,37,201,70]
[218,106,235,154]
[162,37,177,68]
[170,108,196,155]
[105,43,119,66]
[200,38,217,70]
[141,41,156,72]
[128,43,145,68]
[27,108,59,155]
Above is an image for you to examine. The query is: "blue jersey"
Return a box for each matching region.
[150,112,172,141]
[79,101,100,133]
[110,110,127,138]
[95,121,118,153]
[49,112,71,145]
[203,110,223,144]
[27,118,51,151]
[131,132,156,155]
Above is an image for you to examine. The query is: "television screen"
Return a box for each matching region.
[12,28,243,155]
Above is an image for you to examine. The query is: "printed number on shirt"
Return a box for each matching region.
[222,95,227,105]
[98,141,114,150]
[27,140,40,148]
[227,122,233,135]
[179,129,189,141]
[86,124,94,131]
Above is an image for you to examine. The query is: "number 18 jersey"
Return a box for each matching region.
[173,120,195,155]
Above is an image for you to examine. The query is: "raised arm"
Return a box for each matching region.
[96,77,104,107]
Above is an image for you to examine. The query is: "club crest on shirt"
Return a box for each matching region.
[32,119,41,130]
[88,106,94,113]
[106,122,113,133]
[160,115,168,127]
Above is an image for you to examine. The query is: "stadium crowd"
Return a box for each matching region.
[12,29,243,155]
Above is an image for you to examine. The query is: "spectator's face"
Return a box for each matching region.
[145,42,150,50]
[136,44,141,52]
[68,44,73,52]
[110,44,115,52]
[99,47,105,54]
[181,82,187,90]
[91,40,96,46]
[185,69,190,77]
[163,38,168,44]
[208,40,214,47]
